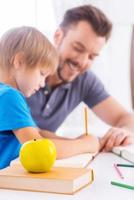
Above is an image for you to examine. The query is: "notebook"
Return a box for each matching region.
[112,145,134,163]
[0,164,93,194]
[55,153,95,168]
[11,152,96,168]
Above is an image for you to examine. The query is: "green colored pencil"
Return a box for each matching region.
[111,181,134,190]
[117,164,134,168]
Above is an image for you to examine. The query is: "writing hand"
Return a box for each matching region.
[99,127,134,152]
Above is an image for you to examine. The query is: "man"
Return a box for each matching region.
[27,5,134,157]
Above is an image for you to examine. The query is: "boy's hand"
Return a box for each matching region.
[78,134,100,153]
[99,127,134,152]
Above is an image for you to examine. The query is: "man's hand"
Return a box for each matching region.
[99,127,134,152]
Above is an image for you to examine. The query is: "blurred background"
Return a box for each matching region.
[1,0,134,137]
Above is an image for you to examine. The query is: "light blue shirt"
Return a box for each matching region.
[0,83,37,169]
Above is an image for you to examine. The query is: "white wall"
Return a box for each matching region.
[0,0,57,38]
[52,0,134,25]
[56,1,134,138]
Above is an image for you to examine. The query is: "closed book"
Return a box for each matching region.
[0,164,93,194]
[112,145,134,163]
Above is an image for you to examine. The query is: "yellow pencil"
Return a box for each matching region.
[84,107,89,135]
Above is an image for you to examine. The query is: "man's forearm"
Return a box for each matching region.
[116,113,134,133]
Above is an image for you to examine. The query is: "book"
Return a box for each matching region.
[112,145,134,163]
[0,164,93,194]
[55,153,95,168]
[11,153,96,168]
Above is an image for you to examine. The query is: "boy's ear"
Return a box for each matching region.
[54,28,64,47]
[13,53,24,69]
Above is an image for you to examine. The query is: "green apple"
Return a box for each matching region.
[19,138,57,173]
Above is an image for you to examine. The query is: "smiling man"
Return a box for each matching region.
[27,5,134,157]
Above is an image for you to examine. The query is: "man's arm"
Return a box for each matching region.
[92,96,134,151]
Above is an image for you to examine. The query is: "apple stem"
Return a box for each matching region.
[34,139,36,141]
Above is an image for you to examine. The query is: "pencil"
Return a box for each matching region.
[111,181,134,190]
[84,107,88,135]
[117,164,134,168]
[91,169,94,182]
[114,164,124,179]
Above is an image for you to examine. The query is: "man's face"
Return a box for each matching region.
[54,21,106,83]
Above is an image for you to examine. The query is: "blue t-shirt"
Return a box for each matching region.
[0,83,37,169]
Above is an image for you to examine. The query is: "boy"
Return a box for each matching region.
[0,26,99,169]
[0,26,58,169]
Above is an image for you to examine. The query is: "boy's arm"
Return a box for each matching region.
[50,134,99,159]
[38,128,66,139]
[13,127,99,159]
[38,128,75,140]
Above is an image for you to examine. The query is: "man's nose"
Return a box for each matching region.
[77,54,89,69]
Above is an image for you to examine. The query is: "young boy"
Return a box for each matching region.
[0,26,99,169]
[0,26,58,169]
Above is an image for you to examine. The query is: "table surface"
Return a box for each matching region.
[0,152,134,200]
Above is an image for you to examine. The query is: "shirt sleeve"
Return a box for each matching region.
[0,89,37,131]
[83,71,110,108]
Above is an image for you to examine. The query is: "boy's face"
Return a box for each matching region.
[13,60,49,97]
[54,21,106,83]
[18,67,49,97]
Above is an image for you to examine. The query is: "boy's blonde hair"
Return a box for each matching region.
[0,26,58,73]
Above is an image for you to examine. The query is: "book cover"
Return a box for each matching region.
[0,164,93,194]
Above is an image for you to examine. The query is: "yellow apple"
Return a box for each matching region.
[19,138,57,173]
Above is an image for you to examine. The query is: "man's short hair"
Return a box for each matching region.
[60,5,112,41]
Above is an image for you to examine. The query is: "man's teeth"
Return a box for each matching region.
[68,62,75,70]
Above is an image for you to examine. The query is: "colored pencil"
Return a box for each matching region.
[114,164,124,179]
[84,107,88,135]
[117,164,134,168]
[111,181,134,190]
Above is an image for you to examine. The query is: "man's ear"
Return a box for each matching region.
[13,53,24,69]
[54,28,64,47]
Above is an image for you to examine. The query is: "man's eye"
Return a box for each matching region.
[74,47,83,52]
[89,55,95,60]
[40,72,45,76]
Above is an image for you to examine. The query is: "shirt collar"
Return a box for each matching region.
[43,82,71,94]
[60,82,71,90]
